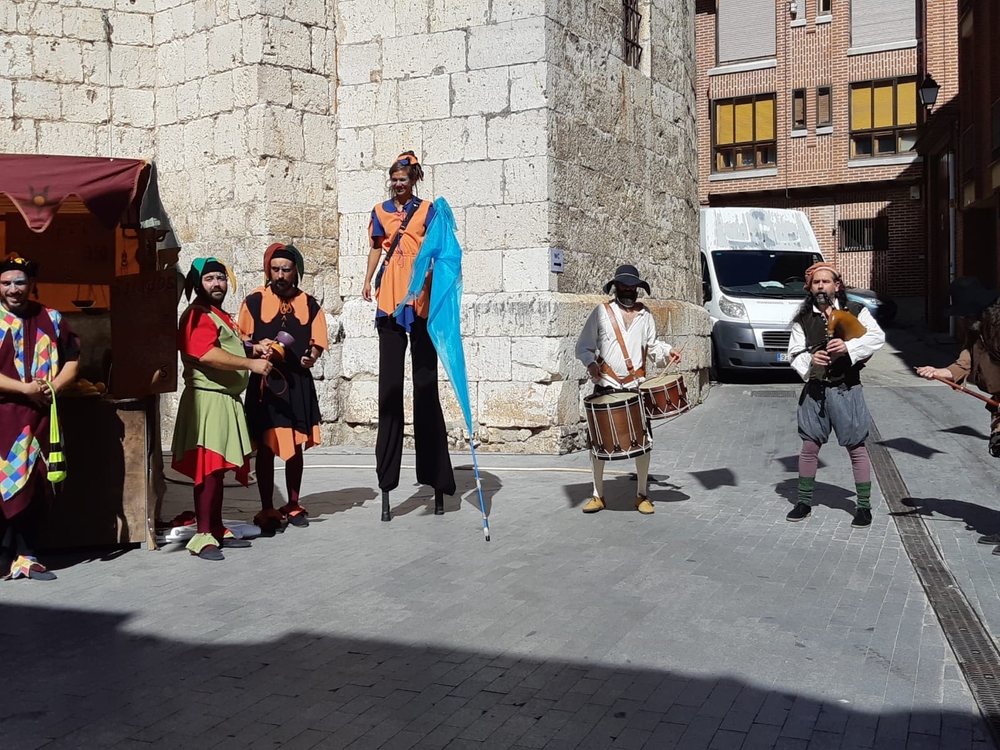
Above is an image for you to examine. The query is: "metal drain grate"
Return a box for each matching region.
[869,422,1000,745]
[749,390,797,398]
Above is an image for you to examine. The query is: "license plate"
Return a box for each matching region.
[776,352,789,362]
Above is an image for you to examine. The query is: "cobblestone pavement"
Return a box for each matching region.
[0,328,996,750]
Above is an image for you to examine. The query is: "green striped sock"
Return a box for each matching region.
[798,476,815,506]
[856,481,872,510]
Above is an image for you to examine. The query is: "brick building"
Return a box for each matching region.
[926,1,1000,322]
[695,0,954,321]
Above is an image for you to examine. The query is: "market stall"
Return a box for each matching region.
[0,154,179,550]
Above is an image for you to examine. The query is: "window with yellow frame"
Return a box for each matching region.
[849,78,918,158]
[713,94,777,172]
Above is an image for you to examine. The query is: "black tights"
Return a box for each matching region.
[375,316,455,495]
[0,501,42,575]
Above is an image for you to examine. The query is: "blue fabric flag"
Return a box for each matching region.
[395,197,491,541]
[394,197,472,434]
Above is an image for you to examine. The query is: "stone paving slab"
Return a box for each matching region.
[0,370,995,749]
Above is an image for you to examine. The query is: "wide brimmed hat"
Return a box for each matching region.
[945,276,1000,317]
[603,264,651,295]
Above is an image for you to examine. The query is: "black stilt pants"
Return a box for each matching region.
[376,316,456,495]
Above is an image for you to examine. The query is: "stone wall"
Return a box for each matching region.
[147,0,339,436]
[1,0,708,455]
[1,0,340,443]
[333,0,709,453]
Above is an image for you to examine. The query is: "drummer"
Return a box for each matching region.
[575,264,682,514]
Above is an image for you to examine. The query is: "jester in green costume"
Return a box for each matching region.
[171,258,273,561]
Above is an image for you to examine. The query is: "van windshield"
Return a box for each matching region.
[711,250,823,298]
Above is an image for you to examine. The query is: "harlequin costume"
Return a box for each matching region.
[0,255,78,580]
[237,243,327,532]
[171,258,254,560]
[369,176,455,520]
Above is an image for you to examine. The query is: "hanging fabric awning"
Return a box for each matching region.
[0,154,149,233]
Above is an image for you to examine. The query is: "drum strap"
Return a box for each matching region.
[600,303,646,384]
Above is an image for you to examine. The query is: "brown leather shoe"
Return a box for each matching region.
[635,495,654,514]
[582,496,606,513]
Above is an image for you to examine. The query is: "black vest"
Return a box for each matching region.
[800,300,866,385]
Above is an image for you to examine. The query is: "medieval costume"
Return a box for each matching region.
[238,243,327,532]
[171,258,257,560]
[785,262,885,528]
[575,264,679,515]
[916,277,1000,552]
[0,255,79,580]
[363,152,456,522]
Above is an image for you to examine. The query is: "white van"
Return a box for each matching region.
[700,207,823,375]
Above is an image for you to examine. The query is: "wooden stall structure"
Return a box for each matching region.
[0,154,179,550]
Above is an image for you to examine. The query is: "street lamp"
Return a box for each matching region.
[918,74,941,108]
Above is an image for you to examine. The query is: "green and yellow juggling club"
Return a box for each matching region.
[47,386,67,485]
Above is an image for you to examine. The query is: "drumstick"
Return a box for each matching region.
[662,343,686,376]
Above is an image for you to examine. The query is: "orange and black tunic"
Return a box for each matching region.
[237,286,329,460]
[370,197,434,331]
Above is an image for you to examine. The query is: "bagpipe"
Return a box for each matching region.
[825,308,868,342]
[805,305,868,380]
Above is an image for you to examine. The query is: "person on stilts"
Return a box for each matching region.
[362,152,456,521]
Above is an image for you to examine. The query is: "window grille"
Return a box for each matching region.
[838,218,889,253]
[623,0,642,69]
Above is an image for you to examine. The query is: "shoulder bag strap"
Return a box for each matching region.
[603,302,637,378]
[374,199,423,291]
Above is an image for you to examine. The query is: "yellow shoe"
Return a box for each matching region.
[582,496,606,513]
[636,496,654,514]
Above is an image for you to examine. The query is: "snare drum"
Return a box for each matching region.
[584,391,652,461]
[640,374,690,419]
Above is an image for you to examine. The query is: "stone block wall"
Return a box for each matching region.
[2,0,707,455]
[1,0,340,442]
[333,0,708,453]
[0,0,156,157]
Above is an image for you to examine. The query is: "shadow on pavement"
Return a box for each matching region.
[389,470,501,518]
[877,437,945,460]
[563,475,690,510]
[775,477,856,516]
[299,487,378,520]
[893,497,1000,538]
[712,369,802,386]
[688,468,737,490]
[883,326,961,373]
[941,425,990,441]
[0,602,989,750]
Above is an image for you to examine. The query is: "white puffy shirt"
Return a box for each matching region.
[575,301,673,389]
[786,302,885,381]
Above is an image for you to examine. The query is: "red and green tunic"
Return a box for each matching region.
[0,302,79,519]
[171,304,252,486]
